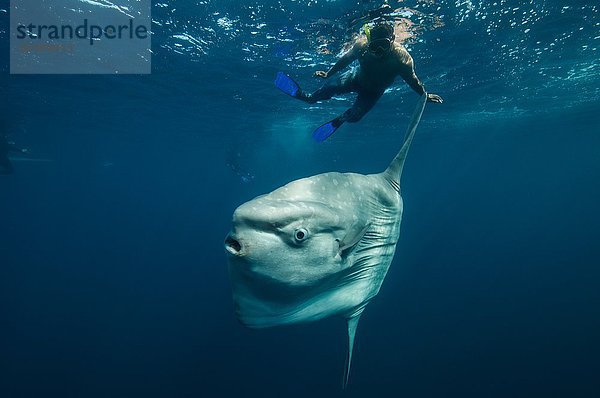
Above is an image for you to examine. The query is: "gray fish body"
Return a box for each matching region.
[227,171,402,328]
[224,94,427,385]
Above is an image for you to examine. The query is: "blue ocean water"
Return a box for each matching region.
[1,1,599,397]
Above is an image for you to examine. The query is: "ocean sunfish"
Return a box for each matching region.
[224,94,428,386]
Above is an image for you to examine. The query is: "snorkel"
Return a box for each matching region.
[364,23,372,42]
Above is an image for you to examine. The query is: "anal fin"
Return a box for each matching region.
[343,314,361,389]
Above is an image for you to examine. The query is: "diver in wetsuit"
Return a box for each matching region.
[275,21,443,141]
[0,135,28,175]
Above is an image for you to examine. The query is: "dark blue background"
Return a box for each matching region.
[1,1,599,397]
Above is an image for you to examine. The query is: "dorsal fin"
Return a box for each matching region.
[342,314,361,389]
[383,93,428,191]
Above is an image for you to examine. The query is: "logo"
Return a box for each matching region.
[10,0,151,74]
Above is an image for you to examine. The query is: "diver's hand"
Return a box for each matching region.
[427,93,443,103]
[314,70,329,78]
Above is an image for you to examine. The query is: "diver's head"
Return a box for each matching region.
[366,21,395,57]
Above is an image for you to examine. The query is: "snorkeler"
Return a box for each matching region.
[0,135,28,175]
[275,21,443,141]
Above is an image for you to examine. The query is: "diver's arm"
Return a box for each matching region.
[398,52,426,95]
[398,54,443,103]
[315,39,364,78]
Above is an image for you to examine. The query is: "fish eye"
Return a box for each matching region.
[294,228,308,242]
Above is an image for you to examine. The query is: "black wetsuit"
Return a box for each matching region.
[286,27,441,134]
[302,68,384,125]
[294,38,419,128]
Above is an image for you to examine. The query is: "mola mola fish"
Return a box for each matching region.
[224,94,428,387]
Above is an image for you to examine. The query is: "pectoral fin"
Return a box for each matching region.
[337,222,370,258]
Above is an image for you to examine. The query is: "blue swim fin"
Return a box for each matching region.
[274,72,301,98]
[312,119,343,142]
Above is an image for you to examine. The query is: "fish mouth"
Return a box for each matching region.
[224,234,242,256]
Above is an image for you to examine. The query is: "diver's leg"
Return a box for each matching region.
[312,89,383,141]
[339,90,384,123]
[301,72,356,104]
